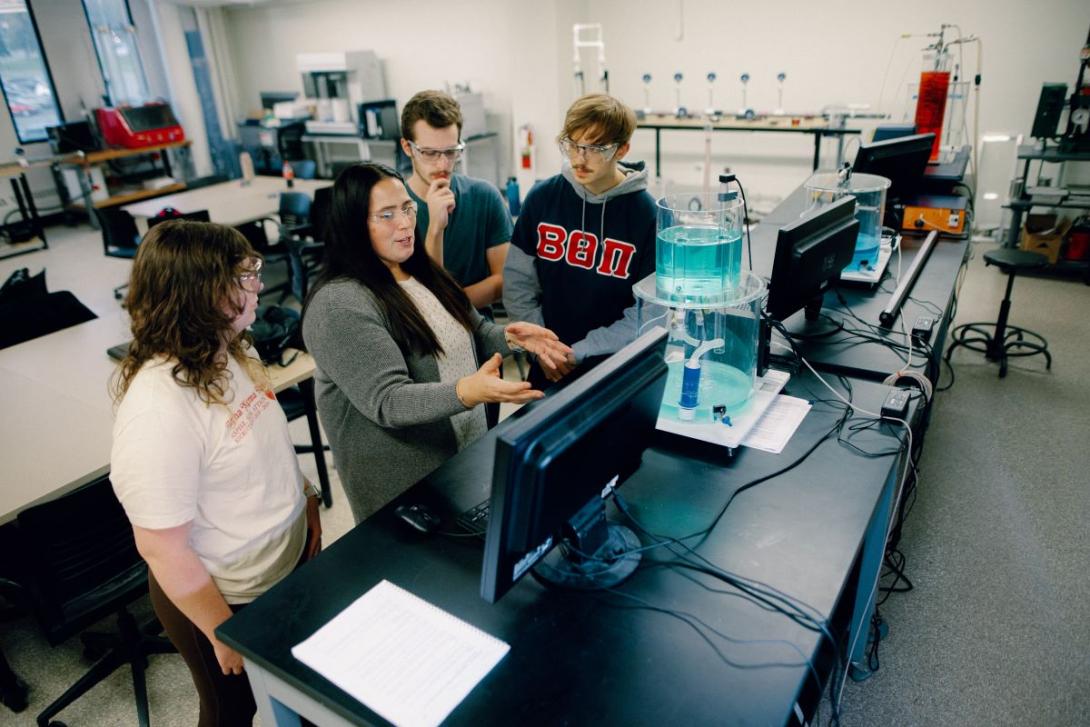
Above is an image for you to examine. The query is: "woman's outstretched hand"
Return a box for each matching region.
[504,322,574,373]
[457,353,544,407]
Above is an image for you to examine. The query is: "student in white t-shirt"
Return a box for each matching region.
[110,220,322,726]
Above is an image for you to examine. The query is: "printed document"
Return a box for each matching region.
[742,395,811,454]
[292,579,510,727]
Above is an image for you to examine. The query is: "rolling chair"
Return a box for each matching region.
[287,159,316,180]
[146,209,211,228]
[945,248,1053,378]
[6,475,174,727]
[261,192,320,305]
[92,208,141,300]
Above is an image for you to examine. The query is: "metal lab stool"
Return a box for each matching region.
[945,248,1052,378]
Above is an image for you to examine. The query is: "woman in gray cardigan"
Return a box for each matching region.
[302,163,572,523]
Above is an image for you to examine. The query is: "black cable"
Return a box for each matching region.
[719,173,753,271]
[737,180,754,272]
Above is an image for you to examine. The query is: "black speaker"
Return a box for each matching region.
[1031,83,1067,140]
[46,121,100,154]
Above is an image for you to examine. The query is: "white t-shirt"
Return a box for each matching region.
[400,277,487,449]
[111,352,306,604]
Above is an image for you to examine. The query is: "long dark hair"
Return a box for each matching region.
[305,163,475,356]
[113,221,260,405]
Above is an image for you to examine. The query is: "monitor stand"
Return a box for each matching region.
[533,499,641,591]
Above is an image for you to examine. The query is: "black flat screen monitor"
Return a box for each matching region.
[851,133,934,205]
[766,196,859,322]
[481,327,669,604]
[259,91,298,111]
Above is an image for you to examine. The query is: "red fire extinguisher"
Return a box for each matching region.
[519,125,534,171]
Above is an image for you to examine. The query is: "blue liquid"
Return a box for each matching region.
[660,360,752,422]
[851,205,883,268]
[656,225,742,302]
[851,230,882,268]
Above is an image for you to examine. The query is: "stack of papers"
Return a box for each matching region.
[292,580,509,727]
[741,395,812,454]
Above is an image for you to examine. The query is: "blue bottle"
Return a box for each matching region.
[506,177,521,217]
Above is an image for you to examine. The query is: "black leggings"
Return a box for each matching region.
[148,573,256,727]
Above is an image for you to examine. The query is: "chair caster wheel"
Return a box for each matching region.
[49,721,69,727]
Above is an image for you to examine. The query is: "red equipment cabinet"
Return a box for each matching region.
[95,104,185,149]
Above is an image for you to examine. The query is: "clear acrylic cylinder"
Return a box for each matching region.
[655,190,744,303]
[634,271,765,420]
[803,172,891,269]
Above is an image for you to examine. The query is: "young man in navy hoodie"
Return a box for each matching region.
[503,94,657,386]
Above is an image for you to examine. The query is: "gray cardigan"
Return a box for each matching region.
[302,278,509,523]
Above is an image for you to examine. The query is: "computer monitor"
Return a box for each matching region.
[259,91,298,111]
[851,133,934,206]
[766,196,859,323]
[480,327,669,604]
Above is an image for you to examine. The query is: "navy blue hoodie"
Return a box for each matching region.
[503,160,657,360]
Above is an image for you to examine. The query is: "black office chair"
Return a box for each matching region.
[0,291,97,349]
[287,159,316,180]
[945,248,1053,378]
[146,208,211,228]
[267,192,322,304]
[92,208,141,300]
[9,475,174,727]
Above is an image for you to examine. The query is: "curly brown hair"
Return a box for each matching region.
[112,220,261,406]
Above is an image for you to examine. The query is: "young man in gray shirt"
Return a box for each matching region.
[400,90,512,315]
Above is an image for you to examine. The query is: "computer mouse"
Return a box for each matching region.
[394,503,442,534]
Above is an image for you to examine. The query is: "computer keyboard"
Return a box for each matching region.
[455,499,490,533]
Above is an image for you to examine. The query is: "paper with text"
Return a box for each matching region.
[291,579,509,727]
[741,395,812,454]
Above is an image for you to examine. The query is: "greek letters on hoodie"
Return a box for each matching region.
[504,160,657,359]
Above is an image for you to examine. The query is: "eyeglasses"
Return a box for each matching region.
[407,140,465,163]
[237,258,263,293]
[558,137,619,162]
[370,202,418,225]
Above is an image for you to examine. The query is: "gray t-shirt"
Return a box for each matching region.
[408,174,513,288]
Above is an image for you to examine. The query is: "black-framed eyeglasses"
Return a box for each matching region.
[558,136,619,162]
[407,140,465,163]
[369,202,418,224]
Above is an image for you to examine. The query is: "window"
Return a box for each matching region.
[0,0,63,143]
[83,0,149,107]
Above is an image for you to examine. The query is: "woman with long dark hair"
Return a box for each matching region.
[110,221,322,726]
[303,163,571,522]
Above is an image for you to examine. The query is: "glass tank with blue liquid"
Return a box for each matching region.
[636,185,765,432]
[803,170,890,273]
[655,191,744,303]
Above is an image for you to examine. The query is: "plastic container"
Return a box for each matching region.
[655,190,744,303]
[634,270,765,419]
[803,171,891,270]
